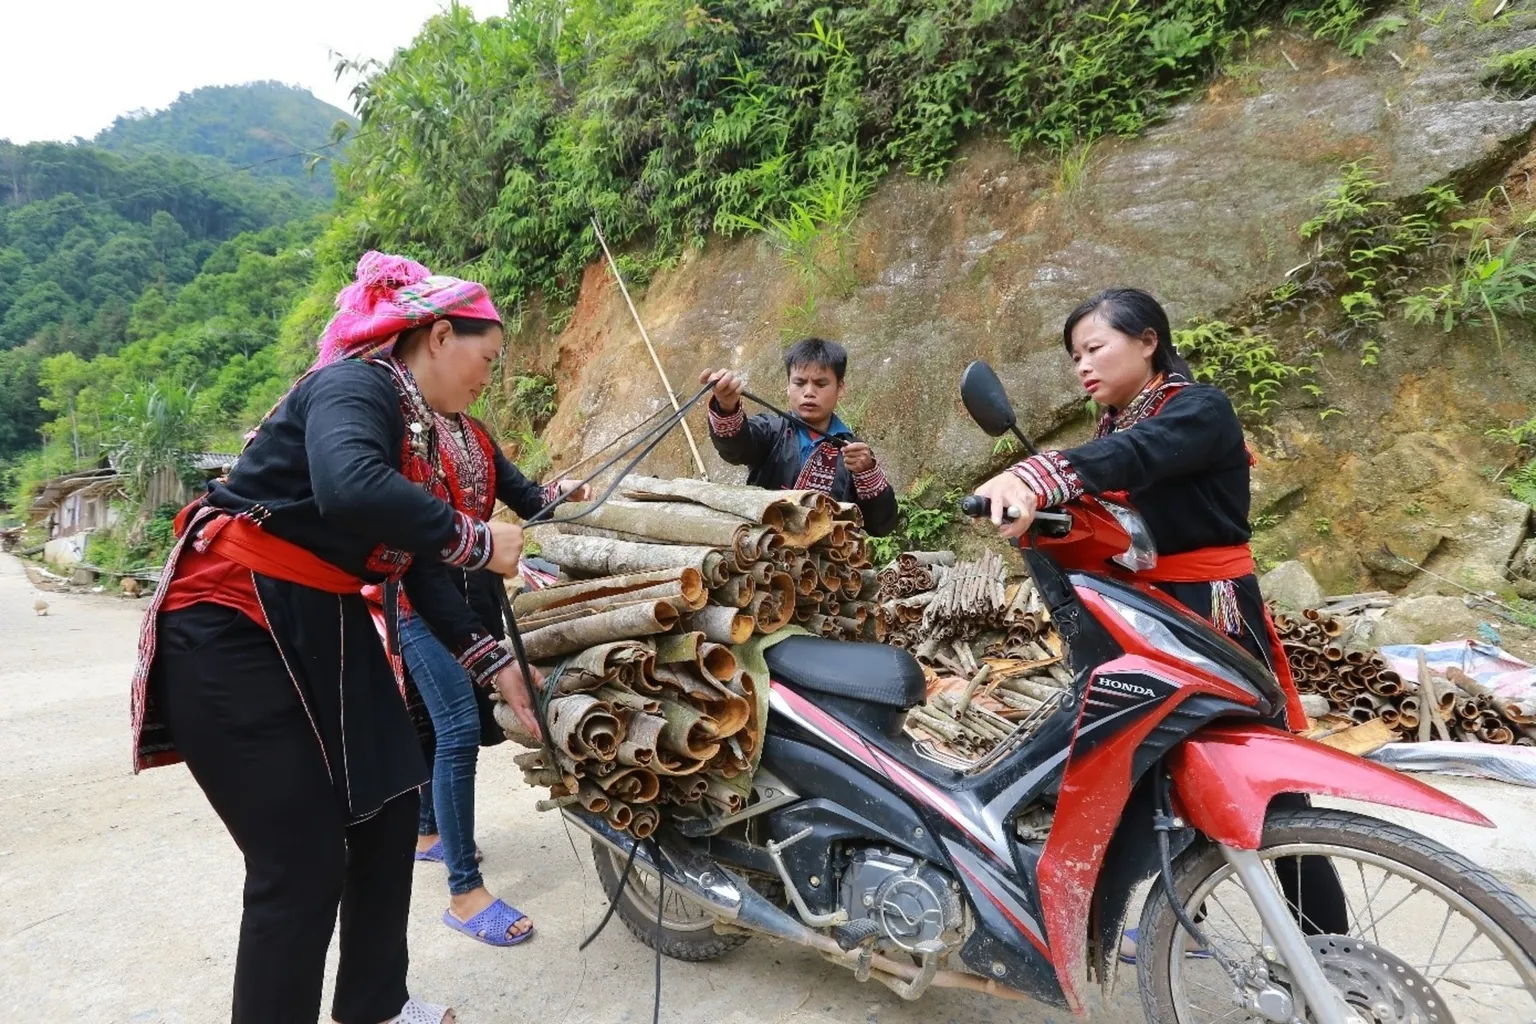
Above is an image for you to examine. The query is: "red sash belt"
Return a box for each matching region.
[1122,538,1305,730]
[1136,543,1255,584]
[175,503,364,594]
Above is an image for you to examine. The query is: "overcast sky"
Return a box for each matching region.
[2,0,507,144]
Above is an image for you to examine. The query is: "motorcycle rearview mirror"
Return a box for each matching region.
[960,361,1037,455]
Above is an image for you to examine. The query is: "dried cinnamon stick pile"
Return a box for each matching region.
[499,635,760,838]
[528,476,877,650]
[878,549,1073,763]
[876,550,1050,656]
[1276,608,1535,746]
[497,476,879,835]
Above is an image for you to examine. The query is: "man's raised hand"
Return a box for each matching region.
[699,368,744,412]
[842,441,875,474]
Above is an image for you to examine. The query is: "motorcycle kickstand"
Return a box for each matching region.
[1220,848,1365,1024]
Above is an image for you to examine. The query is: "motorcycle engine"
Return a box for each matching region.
[839,850,965,952]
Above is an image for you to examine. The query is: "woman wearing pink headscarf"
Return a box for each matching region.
[130,252,537,1024]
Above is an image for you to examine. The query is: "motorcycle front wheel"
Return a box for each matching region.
[1137,806,1536,1024]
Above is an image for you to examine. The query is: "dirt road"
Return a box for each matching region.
[1,553,1531,1023]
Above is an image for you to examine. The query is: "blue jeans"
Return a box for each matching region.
[398,611,484,896]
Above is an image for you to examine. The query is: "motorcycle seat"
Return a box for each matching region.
[765,636,926,709]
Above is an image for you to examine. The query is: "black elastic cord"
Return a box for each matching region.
[573,836,663,1024]
[492,583,558,755]
[649,837,664,1024]
[740,389,848,448]
[556,403,673,481]
[579,837,641,952]
[525,382,716,526]
[526,381,846,530]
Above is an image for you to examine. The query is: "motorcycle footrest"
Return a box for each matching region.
[833,919,882,951]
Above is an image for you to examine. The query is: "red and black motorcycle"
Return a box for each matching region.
[563,362,1536,1024]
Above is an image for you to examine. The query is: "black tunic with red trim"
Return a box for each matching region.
[132,359,511,821]
[705,399,899,535]
[1010,376,1275,665]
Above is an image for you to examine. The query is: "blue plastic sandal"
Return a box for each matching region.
[443,898,534,947]
[1118,927,1213,965]
[414,840,483,863]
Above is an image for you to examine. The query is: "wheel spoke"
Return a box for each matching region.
[1206,891,1264,960]
[1425,919,1479,983]
[1354,859,1383,945]
[1368,881,1423,931]
[1430,955,1520,969]
[1264,856,1333,938]
[1183,979,1225,996]
[1438,978,1534,992]
[1424,898,1455,973]
[1198,1003,1250,1024]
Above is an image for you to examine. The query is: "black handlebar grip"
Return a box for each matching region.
[960,494,1025,522]
[960,494,991,518]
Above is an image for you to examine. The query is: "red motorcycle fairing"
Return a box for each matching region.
[1033,587,1275,1014]
[1168,723,1493,849]
[1034,654,1244,1013]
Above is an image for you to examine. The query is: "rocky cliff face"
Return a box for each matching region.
[517,8,1536,596]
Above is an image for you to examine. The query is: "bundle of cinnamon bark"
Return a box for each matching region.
[495,476,878,836]
[498,634,760,839]
[879,550,1074,763]
[1276,608,1536,746]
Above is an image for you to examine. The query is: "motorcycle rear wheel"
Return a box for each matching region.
[1137,807,1536,1024]
[591,839,750,962]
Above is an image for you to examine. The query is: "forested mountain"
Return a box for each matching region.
[0,141,321,353]
[0,90,336,487]
[95,82,353,197]
[31,217,324,465]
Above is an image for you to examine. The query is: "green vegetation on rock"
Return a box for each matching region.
[1483,45,1536,99]
[1173,319,1313,420]
[867,478,964,567]
[329,0,1394,320]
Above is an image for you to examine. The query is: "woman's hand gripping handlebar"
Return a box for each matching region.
[959,494,1073,539]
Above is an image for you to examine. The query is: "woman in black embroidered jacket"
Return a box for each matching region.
[972,286,1347,960]
[973,288,1280,660]
[129,253,538,1024]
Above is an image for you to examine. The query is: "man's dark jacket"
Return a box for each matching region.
[707,400,898,536]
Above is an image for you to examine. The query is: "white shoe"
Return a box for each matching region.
[392,998,453,1024]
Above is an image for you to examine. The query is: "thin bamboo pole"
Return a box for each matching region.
[591,215,709,480]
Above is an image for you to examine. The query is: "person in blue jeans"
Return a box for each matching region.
[397,395,588,947]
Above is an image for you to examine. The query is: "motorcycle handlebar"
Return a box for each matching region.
[959,494,1007,519]
[959,495,1074,536]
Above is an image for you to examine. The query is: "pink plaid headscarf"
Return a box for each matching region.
[312,251,502,369]
[239,252,503,449]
